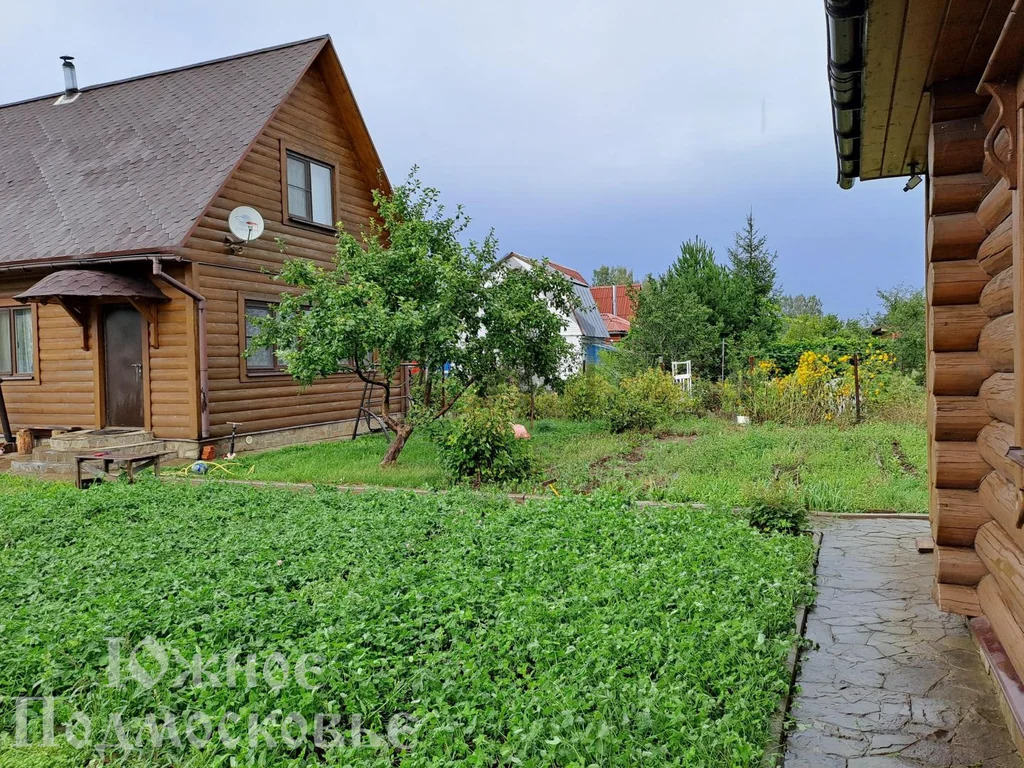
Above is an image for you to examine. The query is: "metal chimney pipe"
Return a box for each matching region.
[60,56,78,96]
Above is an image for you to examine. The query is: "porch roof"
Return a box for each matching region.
[14,269,169,304]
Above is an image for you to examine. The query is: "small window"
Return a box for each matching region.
[286,151,334,227]
[244,300,283,373]
[0,306,34,377]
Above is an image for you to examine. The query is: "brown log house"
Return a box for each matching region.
[0,36,392,460]
[825,0,1024,741]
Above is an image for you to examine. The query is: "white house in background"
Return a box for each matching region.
[497,252,610,374]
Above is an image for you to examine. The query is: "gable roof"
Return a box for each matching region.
[590,284,640,319]
[0,36,386,266]
[498,252,608,339]
[547,261,588,286]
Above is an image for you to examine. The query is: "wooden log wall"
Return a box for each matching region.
[182,55,387,440]
[0,264,193,438]
[0,276,96,430]
[928,77,1024,697]
[927,96,998,607]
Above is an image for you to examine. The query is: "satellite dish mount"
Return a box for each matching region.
[225,206,265,254]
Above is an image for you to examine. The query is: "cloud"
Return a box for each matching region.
[0,0,923,317]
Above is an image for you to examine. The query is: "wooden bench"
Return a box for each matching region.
[75,450,174,489]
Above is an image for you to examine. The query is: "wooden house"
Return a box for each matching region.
[497,253,611,371]
[825,0,1024,736]
[0,36,392,466]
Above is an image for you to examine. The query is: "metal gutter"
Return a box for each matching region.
[0,250,178,274]
[825,0,867,189]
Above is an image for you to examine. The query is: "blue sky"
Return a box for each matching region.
[1,1,924,319]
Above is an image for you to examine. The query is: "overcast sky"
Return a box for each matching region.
[1,1,923,318]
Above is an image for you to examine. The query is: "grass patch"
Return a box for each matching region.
[0,478,814,766]
[228,418,927,513]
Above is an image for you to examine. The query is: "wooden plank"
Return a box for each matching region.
[929,116,987,177]
[930,171,992,214]
[861,0,910,179]
[933,582,981,616]
[931,303,988,350]
[928,211,989,260]
[882,0,948,176]
[936,544,988,584]
[932,439,991,489]
[930,350,994,394]
[928,259,991,305]
[928,0,998,84]
[963,0,1018,74]
[931,487,990,546]
[930,394,990,440]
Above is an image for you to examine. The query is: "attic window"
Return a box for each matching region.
[286,151,334,228]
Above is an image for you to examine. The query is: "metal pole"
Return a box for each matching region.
[853,353,862,423]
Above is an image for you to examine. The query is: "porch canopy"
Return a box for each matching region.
[14,269,168,350]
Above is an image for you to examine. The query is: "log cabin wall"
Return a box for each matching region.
[928,68,1024,679]
[0,264,193,438]
[0,276,96,430]
[180,53,385,440]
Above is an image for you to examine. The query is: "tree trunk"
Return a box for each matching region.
[380,424,413,467]
[530,387,536,429]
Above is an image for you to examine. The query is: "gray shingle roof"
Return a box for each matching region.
[14,268,169,302]
[0,37,325,265]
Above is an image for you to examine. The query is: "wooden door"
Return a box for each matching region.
[102,305,144,427]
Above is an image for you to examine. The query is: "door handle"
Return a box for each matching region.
[131,363,143,381]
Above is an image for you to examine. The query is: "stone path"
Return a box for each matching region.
[784,517,1022,768]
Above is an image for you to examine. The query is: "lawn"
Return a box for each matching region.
[230,418,928,513]
[0,478,814,766]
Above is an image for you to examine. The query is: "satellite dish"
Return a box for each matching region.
[228,206,265,242]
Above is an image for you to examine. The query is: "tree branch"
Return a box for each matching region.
[430,378,474,421]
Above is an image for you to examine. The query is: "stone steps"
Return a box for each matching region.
[48,429,151,452]
[9,429,162,478]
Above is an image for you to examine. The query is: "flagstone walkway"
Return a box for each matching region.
[784,517,1022,767]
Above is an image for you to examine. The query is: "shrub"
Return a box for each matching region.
[517,389,565,420]
[690,378,722,415]
[608,388,660,433]
[620,368,689,419]
[436,390,535,484]
[744,481,808,535]
[563,371,617,421]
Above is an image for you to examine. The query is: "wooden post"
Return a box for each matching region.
[853,353,862,423]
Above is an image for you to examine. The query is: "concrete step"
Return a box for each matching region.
[10,460,75,476]
[30,440,165,465]
[48,429,153,452]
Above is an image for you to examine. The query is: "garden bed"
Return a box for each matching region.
[222,418,928,513]
[0,477,815,766]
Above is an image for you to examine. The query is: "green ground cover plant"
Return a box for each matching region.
[0,478,814,766]
[229,418,927,513]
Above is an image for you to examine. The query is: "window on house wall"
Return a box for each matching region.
[244,300,283,373]
[0,306,34,377]
[286,151,334,227]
